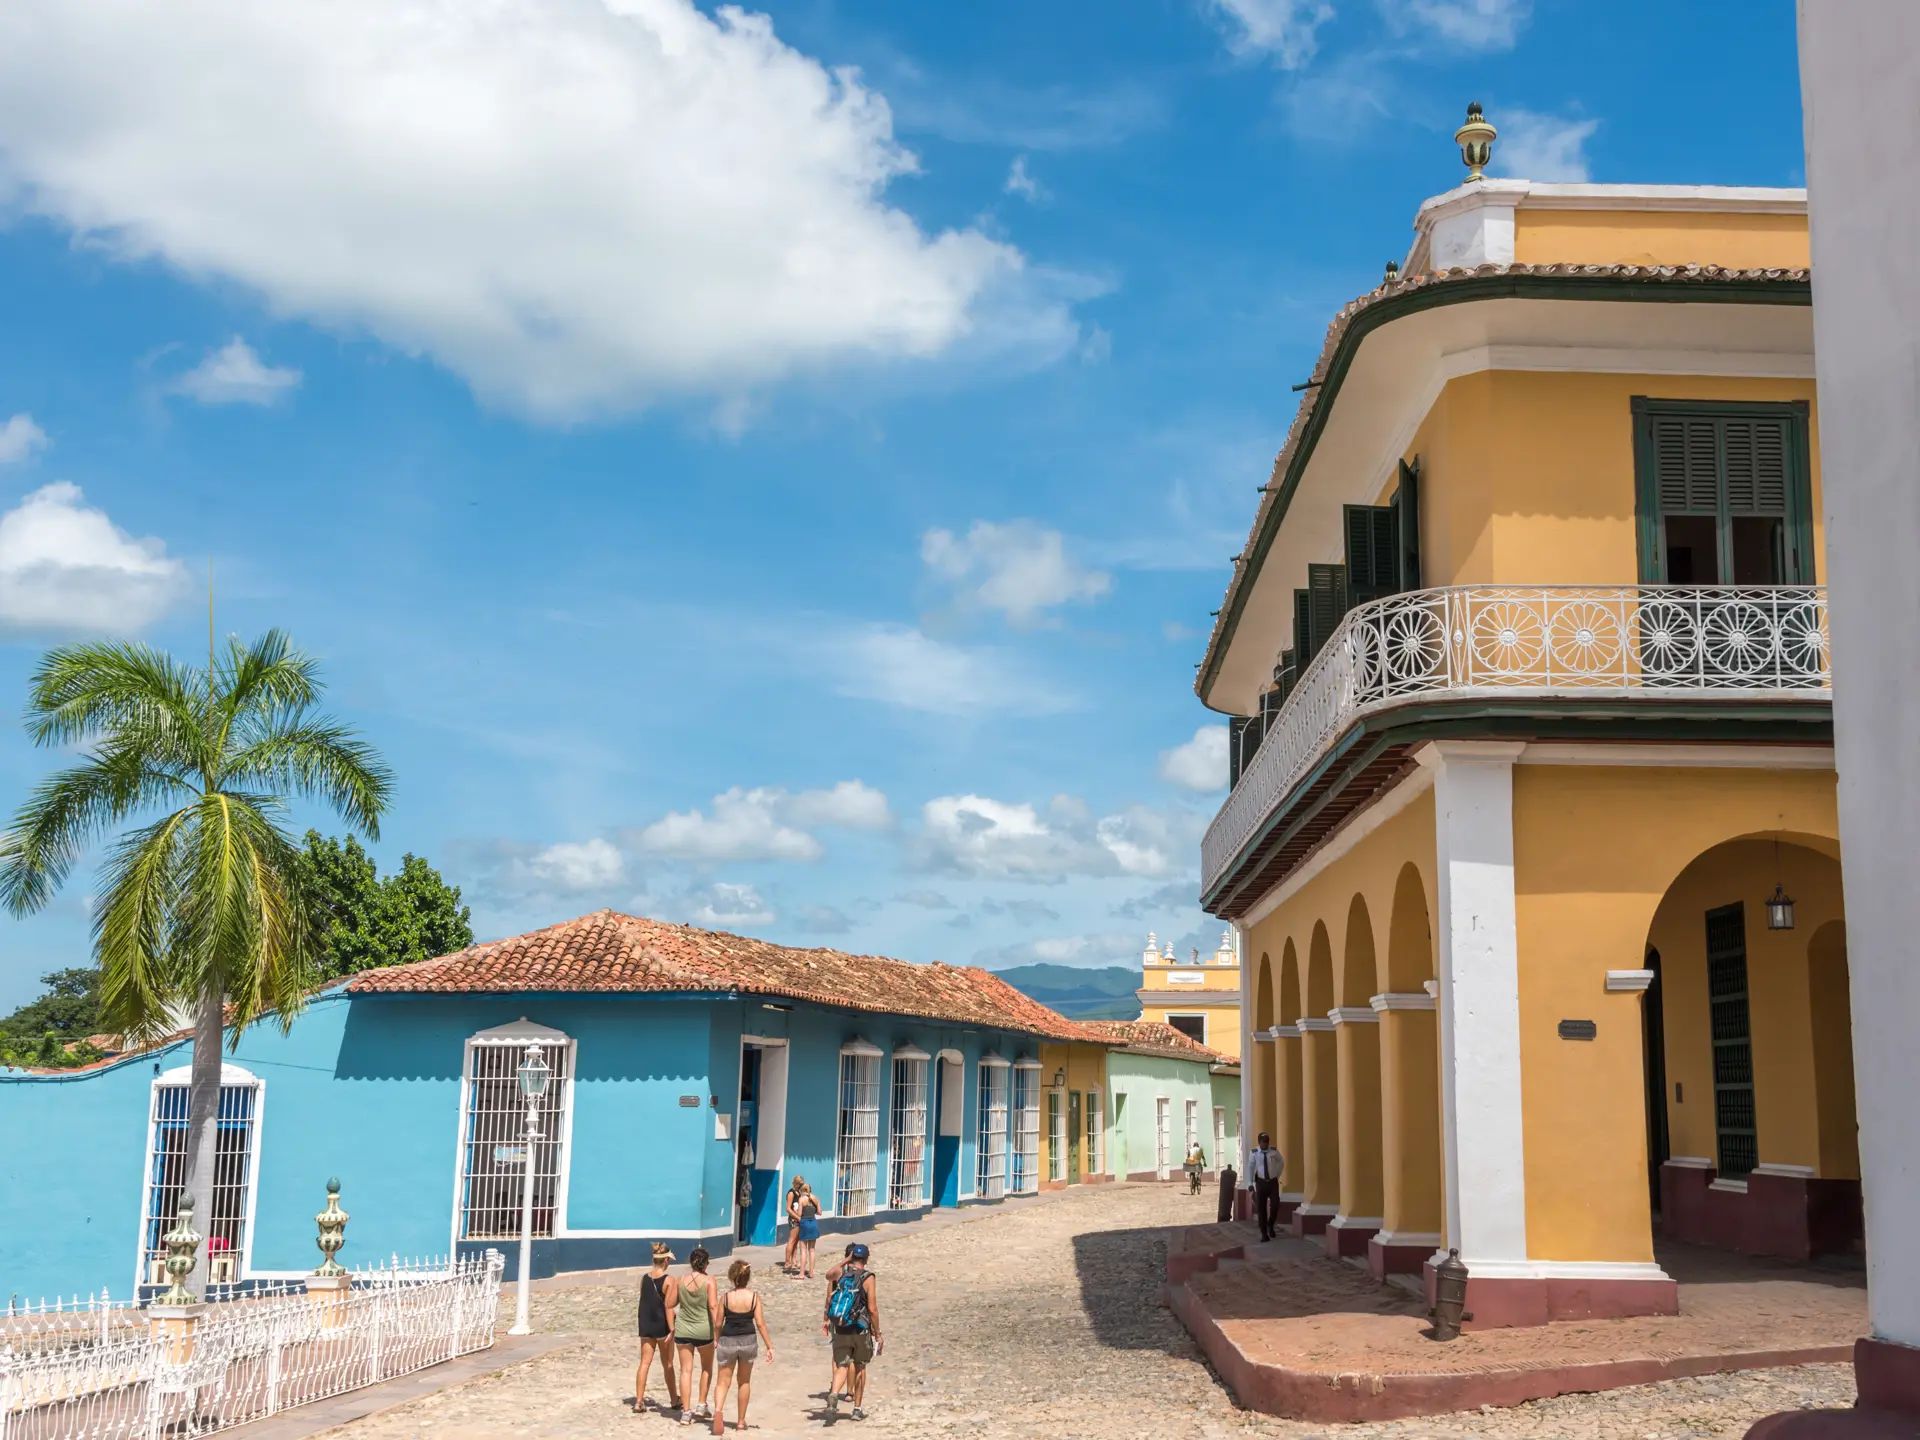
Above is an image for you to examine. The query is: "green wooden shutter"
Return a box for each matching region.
[1306,563,1349,657]
[1722,418,1791,515]
[1705,903,1757,1179]
[1343,504,1399,603]
[1274,647,1297,704]
[1292,588,1312,667]
[1651,416,1721,514]
[1391,458,1421,591]
[1633,400,1814,583]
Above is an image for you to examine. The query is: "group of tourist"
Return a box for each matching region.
[634,1190,883,1432]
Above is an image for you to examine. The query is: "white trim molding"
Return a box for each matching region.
[977,1052,1011,1069]
[1449,1257,1674,1283]
[891,1043,930,1062]
[1013,1057,1044,1071]
[1606,970,1657,993]
[1294,1202,1340,1218]
[1664,1155,1715,1169]
[1370,992,1436,1012]
[1272,1024,1303,1039]
[1709,1178,1751,1194]
[840,1037,885,1058]
[1518,743,1835,770]
[1327,1214,1384,1230]
[1753,1162,1819,1179]
[1372,1229,1443,1249]
[1295,1017,1335,1033]
[1328,1007,1380,1026]
[741,1034,789,1049]
[1250,1029,1276,1043]
[1279,1191,1307,1205]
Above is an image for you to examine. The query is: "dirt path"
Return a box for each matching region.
[316,1183,1854,1439]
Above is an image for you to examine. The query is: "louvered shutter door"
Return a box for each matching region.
[1274,647,1297,703]
[1293,588,1313,666]
[1343,504,1399,602]
[1392,459,1421,591]
[1306,563,1349,657]
[1722,418,1791,516]
[1651,416,1721,514]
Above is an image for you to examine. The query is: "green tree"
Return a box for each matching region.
[297,830,471,979]
[0,966,103,1046]
[0,631,390,1293]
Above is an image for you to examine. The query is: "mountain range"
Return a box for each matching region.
[992,964,1141,1022]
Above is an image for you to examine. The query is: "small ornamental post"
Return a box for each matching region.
[306,1178,354,1326]
[150,1193,206,1361]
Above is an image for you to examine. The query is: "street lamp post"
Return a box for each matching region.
[509,1042,551,1337]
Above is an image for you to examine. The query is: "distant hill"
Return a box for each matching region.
[993,963,1141,1022]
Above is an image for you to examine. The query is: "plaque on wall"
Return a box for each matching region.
[1558,1019,1598,1041]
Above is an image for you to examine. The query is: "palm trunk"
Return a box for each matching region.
[177,984,225,1301]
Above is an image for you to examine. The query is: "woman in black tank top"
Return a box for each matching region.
[709,1260,774,1437]
[634,1243,682,1414]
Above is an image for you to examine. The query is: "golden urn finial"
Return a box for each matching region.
[1455,101,1496,181]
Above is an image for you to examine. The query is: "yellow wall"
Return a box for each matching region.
[1406,371,1824,589]
[1512,208,1810,271]
[1648,839,1851,1177]
[1511,764,1841,1261]
[1038,1041,1112,1183]
[1139,997,1243,1059]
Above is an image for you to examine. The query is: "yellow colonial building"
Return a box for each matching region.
[1200,112,1857,1327]
[1137,929,1243,1059]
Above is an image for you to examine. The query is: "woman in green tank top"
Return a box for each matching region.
[670,1247,719,1423]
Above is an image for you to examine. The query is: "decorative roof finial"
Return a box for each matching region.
[1455,101,1496,182]
[1384,258,1400,285]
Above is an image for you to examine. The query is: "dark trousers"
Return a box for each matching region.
[1253,1177,1281,1238]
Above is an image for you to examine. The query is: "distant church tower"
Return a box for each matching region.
[1135,927,1242,1058]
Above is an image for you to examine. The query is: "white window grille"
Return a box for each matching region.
[140,1066,262,1289]
[888,1048,930,1210]
[1155,1097,1171,1177]
[1047,1089,1065,1182]
[836,1043,882,1217]
[1011,1063,1041,1194]
[1185,1098,1199,1156]
[1085,1089,1103,1176]
[457,1027,573,1241]
[977,1058,1009,1199]
[1214,1106,1227,1170]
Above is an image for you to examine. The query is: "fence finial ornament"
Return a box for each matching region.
[158,1193,201,1305]
[314,1177,351,1277]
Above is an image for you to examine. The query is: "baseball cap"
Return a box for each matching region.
[848,1243,870,1262]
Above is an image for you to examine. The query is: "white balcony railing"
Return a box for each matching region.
[1203,585,1830,891]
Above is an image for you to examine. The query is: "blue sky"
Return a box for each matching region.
[0,0,1807,1009]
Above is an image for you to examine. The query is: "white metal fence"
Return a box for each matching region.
[1204,584,1831,889]
[0,1254,502,1440]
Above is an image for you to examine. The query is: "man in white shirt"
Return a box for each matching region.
[1247,1132,1284,1241]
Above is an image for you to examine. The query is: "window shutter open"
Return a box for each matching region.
[1651,416,1721,514]
[1292,588,1312,666]
[1723,418,1791,515]
[1306,563,1349,657]
[1392,458,1421,591]
[1343,504,1398,603]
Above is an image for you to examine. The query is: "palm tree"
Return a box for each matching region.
[0,631,391,1295]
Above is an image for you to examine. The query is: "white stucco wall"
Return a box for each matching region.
[1798,0,1920,1351]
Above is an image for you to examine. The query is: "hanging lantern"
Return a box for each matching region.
[1766,883,1796,931]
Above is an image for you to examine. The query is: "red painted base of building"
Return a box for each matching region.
[1275,1196,1301,1225]
[1233,1187,1253,1222]
[1368,1235,1433,1279]
[1323,1218,1379,1259]
[1662,1162,1863,1261]
[1421,1258,1679,1329]
[1744,1338,1920,1438]
[1290,1206,1333,1238]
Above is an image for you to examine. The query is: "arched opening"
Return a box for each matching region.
[1376,862,1443,1275]
[1298,922,1340,1229]
[1645,834,1858,1260]
[1329,895,1384,1254]
[1276,940,1305,1206]
[1252,952,1277,1145]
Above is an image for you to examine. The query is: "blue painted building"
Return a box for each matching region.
[0,912,1093,1302]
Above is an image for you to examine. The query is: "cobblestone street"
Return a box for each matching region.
[317,1184,1855,1440]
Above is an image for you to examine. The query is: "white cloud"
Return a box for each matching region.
[1159,725,1229,791]
[914,794,1199,883]
[792,903,853,935]
[0,482,189,636]
[1205,0,1335,67]
[820,622,1073,715]
[170,337,302,406]
[634,780,889,863]
[0,414,49,464]
[1491,109,1600,183]
[1004,156,1045,203]
[784,779,892,831]
[0,0,1076,420]
[691,882,774,929]
[1397,0,1529,48]
[523,838,625,891]
[894,889,954,910]
[977,929,1138,969]
[920,520,1111,627]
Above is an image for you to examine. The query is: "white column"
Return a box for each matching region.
[1235,920,1253,1180]
[1418,741,1528,1269]
[1799,0,1920,1356]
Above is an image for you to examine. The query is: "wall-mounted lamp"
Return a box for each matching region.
[1052,1068,1067,1089]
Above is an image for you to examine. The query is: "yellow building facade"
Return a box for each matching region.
[1198,132,1857,1327]
[1137,929,1243,1060]
[1036,1038,1114,1190]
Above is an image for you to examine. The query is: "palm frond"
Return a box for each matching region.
[0,752,195,916]
[223,721,393,841]
[23,642,203,754]
[94,810,193,1043]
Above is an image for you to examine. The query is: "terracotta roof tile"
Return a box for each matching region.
[1077,1018,1227,1063]
[348,910,1100,1042]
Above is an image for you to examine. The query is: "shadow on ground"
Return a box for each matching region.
[1069,1225,1208,1355]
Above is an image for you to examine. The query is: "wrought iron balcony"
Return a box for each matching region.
[1203,585,1830,892]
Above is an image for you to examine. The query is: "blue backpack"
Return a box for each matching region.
[827,1267,870,1330]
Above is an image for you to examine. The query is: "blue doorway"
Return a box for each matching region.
[932,1054,961,1207]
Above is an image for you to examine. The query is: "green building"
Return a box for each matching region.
[1080,1021,1241,1180]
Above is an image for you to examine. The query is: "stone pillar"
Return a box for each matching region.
[1371,990,1443,1277]
[1273,1025,1305,1221]
[1234,920,1256,1221]
[1764,5,1920,1430]
[147,1303,205,1364]
[1291,1016,1339,1235]
[1324,1006,1383,1258]
[306,1272,352,1329]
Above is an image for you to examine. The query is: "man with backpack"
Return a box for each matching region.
[820,1242,881,1420]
